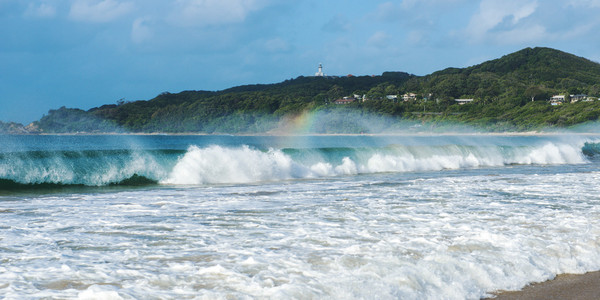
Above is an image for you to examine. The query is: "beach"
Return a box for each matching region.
[489,271,600,299]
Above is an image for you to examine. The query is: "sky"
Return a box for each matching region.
[1,0,600,124]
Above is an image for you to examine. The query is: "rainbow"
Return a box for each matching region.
[277,110,319,134]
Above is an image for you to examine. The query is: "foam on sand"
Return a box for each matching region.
[489,271,600,300]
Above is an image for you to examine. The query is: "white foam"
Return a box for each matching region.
[335,157,359,175]
[0,138,590,187]
[163,142,588,185]
[3,135,600,299]
[512,142,586,165]
[163,145,306,184]
[77,285,123,300]
[3,167,600,299]
[0,150,167,186]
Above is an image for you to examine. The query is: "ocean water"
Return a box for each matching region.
[1,134,600,299]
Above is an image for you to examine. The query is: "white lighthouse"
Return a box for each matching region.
[315,63,324,77]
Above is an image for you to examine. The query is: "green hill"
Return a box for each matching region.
[0,121,29,134]
[32,47,600,133]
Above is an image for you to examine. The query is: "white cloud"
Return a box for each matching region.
[24,3,57,18]
[69,0,134,23]
[556,21,600,40]
[131,18,152,44]
[407,30,426,45]
[465,0,539,43]
[371,0,466,25]
[372,2,402,22]
[401,0,464,10]
[568,0,600,8]
[367,31,390,48]
[322,14,351,32]
[169,0,266,27]
[264,38,290,53]
[493,24,547,44]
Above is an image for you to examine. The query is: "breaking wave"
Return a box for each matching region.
[582,141,600,157]
[0,141,596,189]
[162,142,587,185]
[0,150,175,190]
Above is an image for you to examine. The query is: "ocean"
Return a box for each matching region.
[1,134,599,299]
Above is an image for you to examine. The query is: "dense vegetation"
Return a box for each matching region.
[25,47,600,133]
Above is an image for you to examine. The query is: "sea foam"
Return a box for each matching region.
[0,139,591,187]
[163,142,587,185]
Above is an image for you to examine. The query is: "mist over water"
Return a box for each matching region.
[273,110,485,135]
[2,134,600,299]
[163,141,587,185]
[0,134,595,187]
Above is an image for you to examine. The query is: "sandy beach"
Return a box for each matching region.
[487,271,600,299]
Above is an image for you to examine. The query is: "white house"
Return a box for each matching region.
[402,93,417,101]
[570,94,588,103]
[333,97,355,105]
[550,95,565,105]
[455,99,474,105]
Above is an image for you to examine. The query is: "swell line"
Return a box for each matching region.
[0,141,596,189]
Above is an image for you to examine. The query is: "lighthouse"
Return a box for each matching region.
[315,63,324,77]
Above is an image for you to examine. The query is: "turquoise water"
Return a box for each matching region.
[1,134,597,188]
[1,134,600,299]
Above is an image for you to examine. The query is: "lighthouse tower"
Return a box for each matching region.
[315,63,324,77]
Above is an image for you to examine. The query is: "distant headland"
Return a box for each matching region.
[3,47,600,135]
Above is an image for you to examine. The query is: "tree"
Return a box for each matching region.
[524,86,549,101]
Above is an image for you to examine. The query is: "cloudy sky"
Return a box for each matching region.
[1,0,600,123]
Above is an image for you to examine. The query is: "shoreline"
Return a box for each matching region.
[486,271,600,299]
[3,131,600,137]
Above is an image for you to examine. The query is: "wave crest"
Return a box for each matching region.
[163,145,309,184]
[0,140,591,188]
[163,142,587,185]
[0,150,169,187]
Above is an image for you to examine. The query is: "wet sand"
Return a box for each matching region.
[487,271,600,300]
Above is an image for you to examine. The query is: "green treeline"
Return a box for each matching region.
[34,47,600,133]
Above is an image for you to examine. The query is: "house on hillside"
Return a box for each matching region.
[402,93,417,101]
[454,98,474,105]
[333,97,355,105]
[386,95,398,100]
[550,95,565,105]
[570,94,588,103]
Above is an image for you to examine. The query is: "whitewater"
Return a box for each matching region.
[1,134,600,299]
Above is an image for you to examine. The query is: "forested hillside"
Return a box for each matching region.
[0,121,28,134]
[31,47,600,133]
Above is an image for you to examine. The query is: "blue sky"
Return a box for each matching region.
[1,0,600,124]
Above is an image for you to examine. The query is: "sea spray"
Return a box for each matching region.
[163,142,589,185]
[2,134,600,299]
[0,136,595,188]
[4,160,600,299]
[163,145,310,184]
[0,150,173,187]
